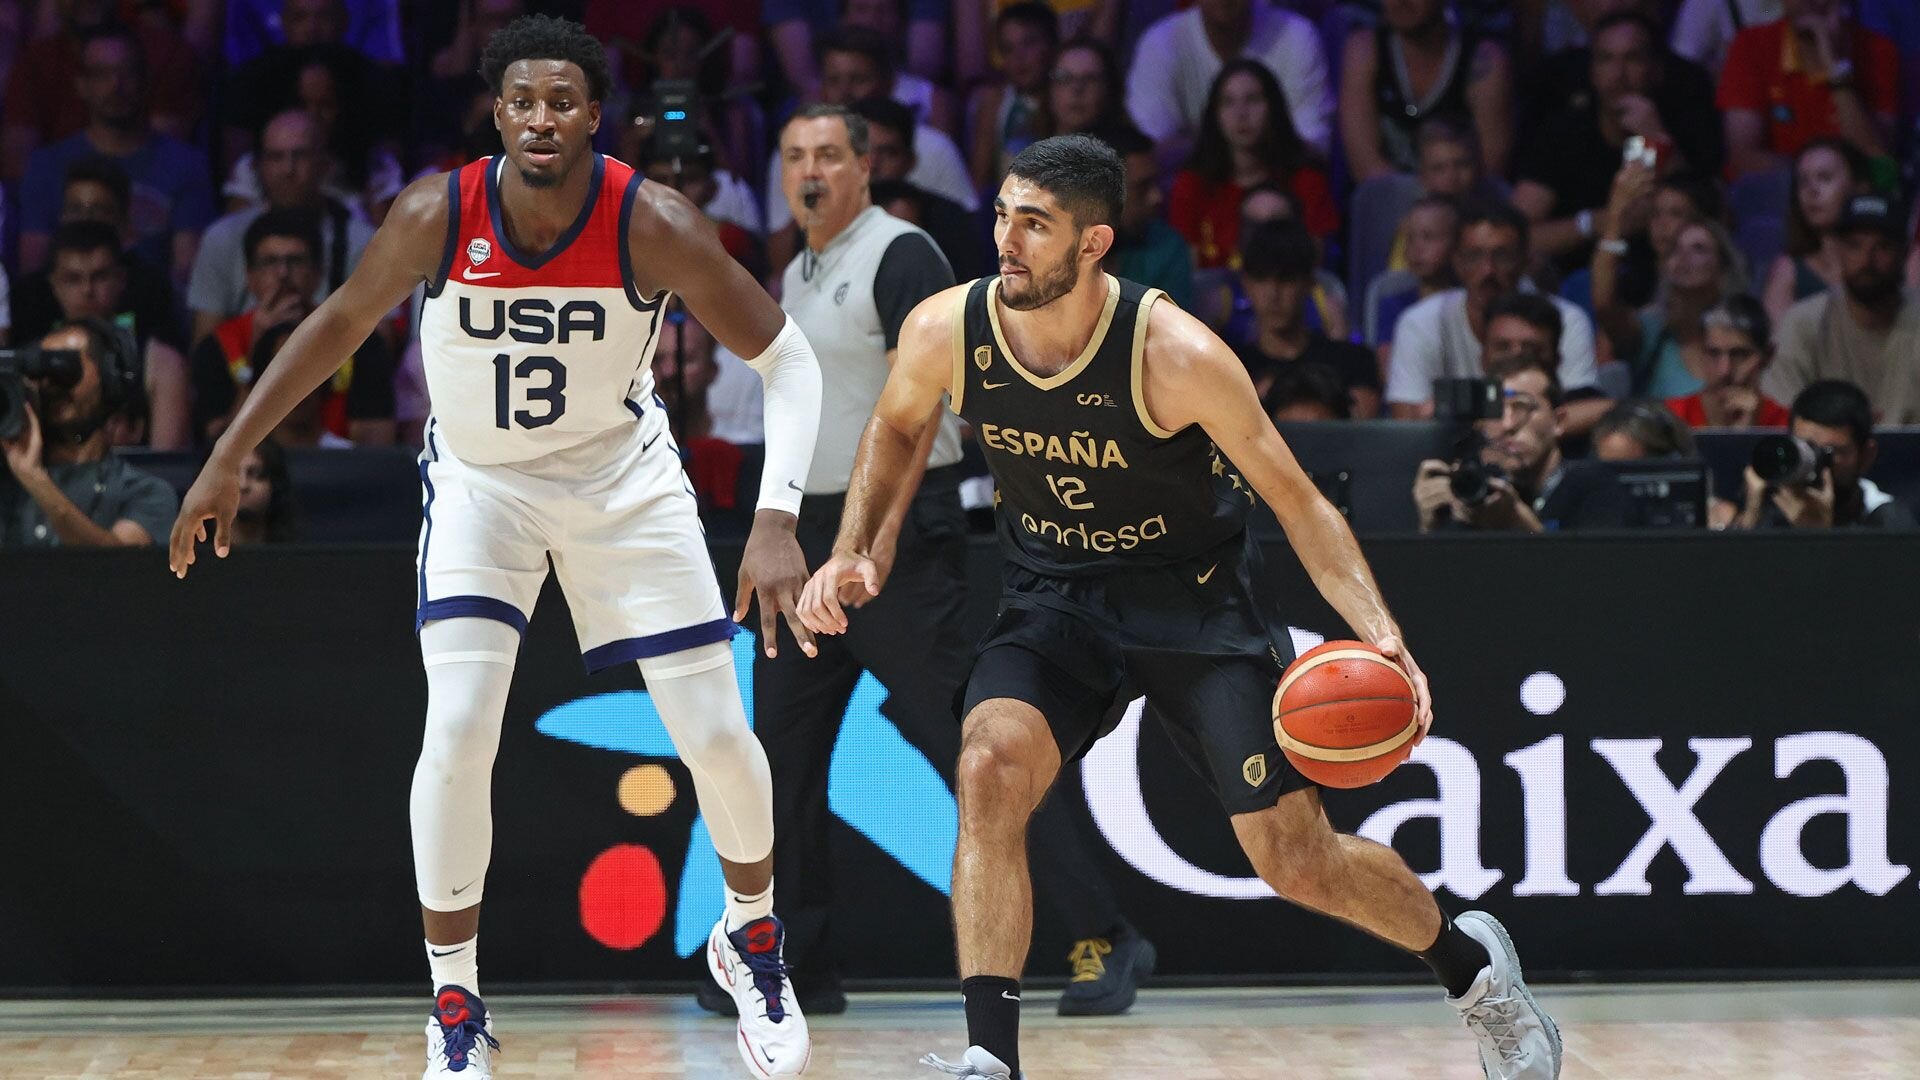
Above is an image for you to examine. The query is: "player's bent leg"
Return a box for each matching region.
[413,617,517,1080]
[642,643,809,1078]
[1231,789,1562,1079]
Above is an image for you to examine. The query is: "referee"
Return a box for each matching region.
[698,104,1149,1018]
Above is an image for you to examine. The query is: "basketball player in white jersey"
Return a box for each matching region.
[169,16,819,1079]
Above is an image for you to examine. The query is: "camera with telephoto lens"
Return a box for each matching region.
[1449,456,1510,504]
[1432,377,1508,504]
[0,345,86,441]
[1751,435,1835,488]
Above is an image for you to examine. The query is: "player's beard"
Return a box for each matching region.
[999,250,1079,311]
[518,164,563,189]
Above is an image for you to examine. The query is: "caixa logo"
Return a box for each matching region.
[1083,636,1908,902]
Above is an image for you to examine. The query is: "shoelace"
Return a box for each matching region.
[1068,937,1113,983]
[1461,993,1526,1063]
[918,1052,1009,1078]
[737,942,793,1024]
[435,1016,500,1073]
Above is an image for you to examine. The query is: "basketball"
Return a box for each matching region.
[1272,641,1419,788]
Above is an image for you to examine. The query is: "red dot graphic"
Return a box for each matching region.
[578,844,667,950]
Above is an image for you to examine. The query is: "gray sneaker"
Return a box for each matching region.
[1448,911,1562,1080]
[921,1046,1017,1079]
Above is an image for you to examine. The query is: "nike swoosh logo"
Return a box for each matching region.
[430,948,462,957]
[451,880,475,895]
[981,380,1009,389]
[1196,564,1217,585]
[1001,990,1021,1001]
[762,1047,777,1065]
[461,267,501,280]
[787,480,802,491]
[642,432,661,453]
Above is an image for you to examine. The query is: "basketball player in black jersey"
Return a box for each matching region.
[798,135,1563,1080]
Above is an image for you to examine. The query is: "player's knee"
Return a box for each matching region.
[956,737,1047,822]
[1234,794,1339,905]
[678,718,761,779]
[419,704,503,776]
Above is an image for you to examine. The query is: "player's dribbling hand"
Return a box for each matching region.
[1374,634,1433,744]
[168,452,242,579]
[798,551,881,637]
[736,510,818,658]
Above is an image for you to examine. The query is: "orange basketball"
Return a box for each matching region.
[1272,640,1419,788]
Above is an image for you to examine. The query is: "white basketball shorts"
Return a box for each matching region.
[413,409,736,671]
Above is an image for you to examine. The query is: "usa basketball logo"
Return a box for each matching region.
[466,237,492,267]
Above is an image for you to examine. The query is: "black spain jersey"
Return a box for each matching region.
[949,274,1252,576]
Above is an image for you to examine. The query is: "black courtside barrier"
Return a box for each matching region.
[3,533,1917,991]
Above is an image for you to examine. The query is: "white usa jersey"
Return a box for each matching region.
[418,154,668,465]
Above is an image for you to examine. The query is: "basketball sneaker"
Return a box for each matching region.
[1057,922,1156,1016]
[1448,911,1562,1080]
[422,985,498,1079]
[920,1046,1017,1079]
[707,915,811,1076]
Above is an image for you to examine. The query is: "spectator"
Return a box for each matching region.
[1735,379,1917,528]
[190,210,396,446]
[1041,37,1124,137]
[187,110,374,346]
[763,0,945,103]
[1592,399,1698,460]
[613,6,763,190]
[1169,60,1337,270]
[1198,182,1348,341]
[0,321,178,547]
[1264,360,1352,422]
[1413,351,1633,532]
[1762,136,1875,322]
[642,142,767,278]
[764,28,977,266]
[1565,168,1727,317]
[968,3,1058,192]
[1097,121,1196,311]
[221,47,405,223]
[230,438,297,544]
[41,221,190,448]
[837,4,955,134]
[1126,0,1334,169]
[223,0,403,66]
[1338,0,1513,181]
[1718,0,1900,176]
[956,0,1121,90]
[1236,219,1382,419]
[10,158,181,352]
[1595,211,1749,398]
[1385,201,1605,431]
[1367,194,1460,348]
[1766,194,1920,422]
[1514,13,1722,266]
[1857,0,1920,127]
[1670,0,1783,74]
[1,0,203,180]
[650,305,745,516]
[1412,116,1495,204]
[853,96,994,280]
[16,22,215,282]
[1668,294,1793,427]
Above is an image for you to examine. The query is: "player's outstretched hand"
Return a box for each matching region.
[1374,634,1433,744]
[736,510,818,658]
[168,453,242,579]
[798,551,880,637]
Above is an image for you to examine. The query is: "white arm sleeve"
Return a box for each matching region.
[743,314,823,516]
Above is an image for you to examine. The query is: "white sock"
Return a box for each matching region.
[427,936,479,996]
[725,882,774,933]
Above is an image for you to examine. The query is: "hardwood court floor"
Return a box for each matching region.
[1,981,1914,1079]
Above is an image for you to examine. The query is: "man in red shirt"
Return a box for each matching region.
[1717,0,1899,177]
[1666,296,1793,429]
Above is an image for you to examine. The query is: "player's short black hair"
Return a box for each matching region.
[62,156,133,214]
[1005,134,1124,229]
[1239,218,1318,282]
[1485,292,1563,344]
[1459,196,1530,252]
[48,220,121,264]
[480,14,611,103]
[1791,380,1874,448]
[785,103,869,156]
[244,208,323,265]
[1264,362,1350,420]
[850,95,914,144]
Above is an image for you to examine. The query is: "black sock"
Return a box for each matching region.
[961,975,1021,1075]
[1415,909,1490,998]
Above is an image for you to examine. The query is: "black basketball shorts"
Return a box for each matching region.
[959,536,1313,815]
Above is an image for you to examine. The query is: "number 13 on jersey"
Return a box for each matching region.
[492,353,568,429]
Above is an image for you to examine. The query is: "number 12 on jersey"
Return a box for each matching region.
[492,353,568,429]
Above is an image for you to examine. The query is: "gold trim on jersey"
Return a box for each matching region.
[986,273,1119,391]
[949,285,970,415]
[1128,288,1179,439]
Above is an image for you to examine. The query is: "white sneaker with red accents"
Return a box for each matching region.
[707,915,811,1076]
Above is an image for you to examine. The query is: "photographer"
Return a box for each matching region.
[1414,352,1633,533]
[1735,379,1917,530]
[1,323,178,547]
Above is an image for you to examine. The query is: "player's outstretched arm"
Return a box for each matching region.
[1139,300,1433,738]
[168,173,452,579]
[628,182,824,657]
[796,285,964,636]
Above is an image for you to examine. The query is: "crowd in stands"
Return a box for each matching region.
[3,0,1918,547]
